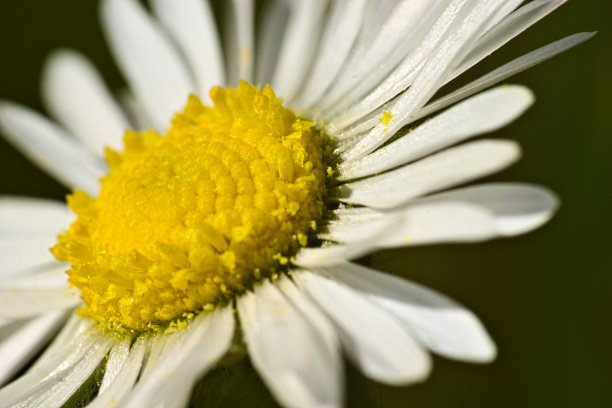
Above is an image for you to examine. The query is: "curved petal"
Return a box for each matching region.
[324,183,559,246]
[296,0,368,109]
[224,0,255,84]
[0,285,80,319]
[338,85,533,180]
[340,0,508,160]
[270,0,328,102]
[293,271,431,385]
[122,306,234,408]
[151,0,225,98]
[0,101,105,195]
[100,0,196,132]
[0,197,73,236]
[42,49,130,156]
[335,139,521,208]
[89,336,147,408]
[0,311,66,385]
[321,263,496,362]
[238,280,342,408]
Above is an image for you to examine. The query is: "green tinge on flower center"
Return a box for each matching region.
[52,81,329,332]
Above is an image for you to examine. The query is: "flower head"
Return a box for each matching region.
[0,0,592,407]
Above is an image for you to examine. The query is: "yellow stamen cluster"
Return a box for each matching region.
[52,81,327,332]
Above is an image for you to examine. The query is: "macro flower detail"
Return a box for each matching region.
[0,0,593,407]
[52,83,329,332]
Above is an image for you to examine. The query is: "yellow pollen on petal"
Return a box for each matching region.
[52,81,328,332]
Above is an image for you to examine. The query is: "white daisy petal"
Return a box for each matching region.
[0,197,73,236]
[340,0,509,160]
[322,202,497,246]
[0,238,63,279]
[151,0,225,99]
[271,0,328,103]
[322,262,496,362]
[324,0,469,132]
[295,215,403,268]
[238,280,341,408]
[101,0,196,132]
[0,101,105,194]
[22,338,111,408]
[328,0,560,135]
[338,85,533,181]
[0,318,101,405]
[320,0,447,112]
[255,0,292,85]
[225,0,255,84]
[479,0,523,33]
[97,339,131,394]
[336,139,521,209]
[3,264,71,289]
[410,32,596,126]
[293,271,431,385]
[325,183,559,246]
[450,0,568,85]
[89,336,147,408]
[118,90,155,131]
[296,0,368,109]
[276,276,340,363]
[42,50,130,156]
[123,306,234,408]
[0,285,80,319]
[0,311,66,386]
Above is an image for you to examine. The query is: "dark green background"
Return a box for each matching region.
[0,1,609,407]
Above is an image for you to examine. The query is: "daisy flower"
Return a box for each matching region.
[0,0,593,407]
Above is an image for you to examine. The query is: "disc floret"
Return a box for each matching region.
[52,81,328,332]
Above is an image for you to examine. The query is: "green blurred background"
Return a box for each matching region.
[0,1,609,407]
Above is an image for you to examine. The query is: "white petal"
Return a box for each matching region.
[325,183,559,247]
[0,101,105,195]
[0,318,102,406]
[0,285,80,319]
[322,202,497,246]
[414,183,560,236]
[118,90,155,131]
[0,311,66,385]
[276,276,340,366]
[410,32,596,126]
[89,336,147,407]
[255,0,291,85]
[319,0,447,112]
[23,338,111,408]
[271,0,328,102]
[294,216,403,268]
[294,271,431,385]
[0,258,63,284]
[123,306,234,408]
[101,0,196,132]
[0,197,73,236]
[42,50,130,156]
[97,339,131,393]
[151,0,225,99]
[338,85,533,180]
[2,264,70,289]
[450,0,568,85]
[224,0,255,84]
[336,139,521,209]
[324,0,468,133]
[238,280,341,408]
[340,0,509,160]
[323,263,496,362]
[295,0,368,109]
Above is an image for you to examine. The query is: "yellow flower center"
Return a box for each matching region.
[52,81,328,332]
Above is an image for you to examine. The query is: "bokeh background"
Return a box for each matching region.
[0,1,609,407]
